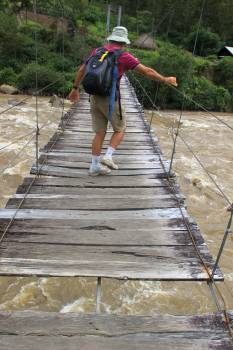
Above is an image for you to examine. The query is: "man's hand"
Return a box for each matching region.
[69,89,80,103]
[164,77,177,86]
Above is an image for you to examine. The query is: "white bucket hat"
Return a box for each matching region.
[107,26,130,44]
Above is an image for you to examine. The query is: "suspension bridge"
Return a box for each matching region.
[0,0,233,347]
[0,76,232,349]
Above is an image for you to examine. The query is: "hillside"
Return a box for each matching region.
[0,0,233,111]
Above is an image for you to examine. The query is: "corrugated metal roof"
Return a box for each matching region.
[225,46,233,54]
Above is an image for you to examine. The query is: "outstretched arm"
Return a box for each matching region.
[134,64,177,86]
[69,64,86,102]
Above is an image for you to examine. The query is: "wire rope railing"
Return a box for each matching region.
[128,2,230,320]
[0,132,36,177]
[0,0,68,238]
[0,130,36,152]
[128,76,233,337]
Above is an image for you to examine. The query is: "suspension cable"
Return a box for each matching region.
[0,97,32,116]
[170,85,233,132]
[33,0,39,174]
[211,207,233,278]
[57,0,66,131]
[0,0,73,244]
[127,76,233,338]
[166,0,206,176]
[0,130,36,152]
[0,104,77,244]
[0,133,36,176]
[168,101,184,175]
[0,78,63,120]
[177,132,232,207]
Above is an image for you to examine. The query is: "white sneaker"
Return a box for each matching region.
[101,155,119,170]
[89,163,111,176]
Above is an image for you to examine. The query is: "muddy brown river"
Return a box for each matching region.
[0,93,232,315]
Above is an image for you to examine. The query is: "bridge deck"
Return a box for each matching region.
[0,77,222,281]
[0,311,232,349]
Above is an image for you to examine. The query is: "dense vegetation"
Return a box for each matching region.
[0,0,233,111]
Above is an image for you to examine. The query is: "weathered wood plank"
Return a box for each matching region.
[41,144,161,154]
[0,217,198,232]
[35,159,168,171]
[0,207,190,220]
[41,148,156,155]
[34,160,169,172]
[0,311,231,335]
[16,185,180,195]
[18,176,174,188]
[30,164,171,177]
[6,195,182,210]
[3,228,203,246]
[1,334,232,350]
[61,126,147,133]
[0,243,222,280]
[38,153,166,162]
[54,133,153,141]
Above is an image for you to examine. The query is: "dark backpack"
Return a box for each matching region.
[82,47,122,96]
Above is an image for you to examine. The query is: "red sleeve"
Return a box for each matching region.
[119,52,140,71]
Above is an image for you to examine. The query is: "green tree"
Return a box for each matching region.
[184,27,223,56]
[0,13,24,61]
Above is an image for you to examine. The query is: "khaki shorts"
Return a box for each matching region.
[90,95,126,132]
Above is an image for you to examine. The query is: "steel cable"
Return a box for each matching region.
[177,132,232,206]
[0,130,36,152]
[126,76,233,339]
[0,132,36,176]
[170,85,233,132]
[0,0,72,244]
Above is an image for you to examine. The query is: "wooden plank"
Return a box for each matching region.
[12,192,183,200]
[0,243,222,280]
[61,126,147,133]
[2,310,232,334]
[16,185,180,195]
[2,211,203,246]
[18,176,174,188]
[3,228,203,246]
[0,208,190,220]
[30,164,170,177]
[6,196,182,210]
[36,159,168,171]
[0,311,231,336]
[3,333,232,350]
[41,148,158,155]
[38,153,165,162]
[35,159,169,171]
[42,143,158,152]
[0,217,198,232]
[41,144,161,154]
[54,133,153,142]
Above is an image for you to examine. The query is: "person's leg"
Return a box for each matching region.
[92,131,106,156]
[109,131,124,150]
[101,99,126,170]
[103,131,124,161]
[89,96,110,176]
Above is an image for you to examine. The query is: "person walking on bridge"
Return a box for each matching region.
[69,26,177,176]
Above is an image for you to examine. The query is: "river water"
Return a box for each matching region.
[0,93,232,315]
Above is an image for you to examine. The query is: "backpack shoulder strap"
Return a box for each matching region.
[85,47,106,64]
[112,49,123,61]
